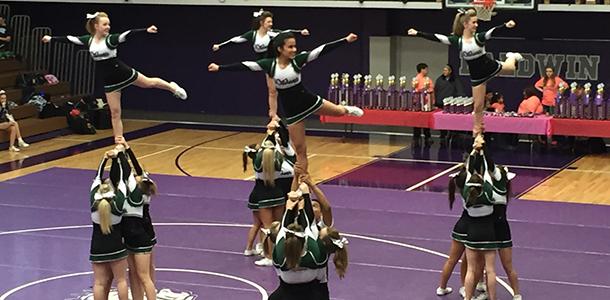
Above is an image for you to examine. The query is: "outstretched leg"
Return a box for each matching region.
[498,54,520,76]
[133,73,187,100]
[316,99,363,117]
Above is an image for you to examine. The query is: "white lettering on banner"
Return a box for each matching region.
[459,53,601,80]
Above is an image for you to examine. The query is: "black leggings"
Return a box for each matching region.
[269,278,323,300]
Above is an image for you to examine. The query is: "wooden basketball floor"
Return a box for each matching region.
[0,119,608,205]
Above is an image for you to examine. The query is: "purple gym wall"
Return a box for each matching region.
[6,2,609,115]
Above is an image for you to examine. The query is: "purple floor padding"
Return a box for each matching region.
[1,168,609,299]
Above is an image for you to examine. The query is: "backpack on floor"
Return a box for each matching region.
[39,102,64,119]
[68,115,96,134]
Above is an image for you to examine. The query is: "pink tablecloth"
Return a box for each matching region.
[321,109,435,128]
[550,118,610,138]
[432,112,552,136]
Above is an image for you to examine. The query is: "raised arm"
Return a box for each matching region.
[293,33,357,68]
[408,28,456,46]
[109,151,131,188]
[299,184,315,228]
[282,195,300,228]
[208,58,271,74]
[475,21,515,43]
[112,160,128,213]
[107,27,150,47]
[125,147,143,176]
[302,174,332,226]
[270,28,310,37]
[91,156,109,190]
[41,34,90,46]
[212,31,253,51]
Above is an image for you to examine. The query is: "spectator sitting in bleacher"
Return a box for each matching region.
[0,90,29,152]
[517,87,543,115]
[0,15,14,59]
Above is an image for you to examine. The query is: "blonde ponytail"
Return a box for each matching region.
[452,9,477,36]
[97,199,112,234]
[96,183,114,234]
[262,147,276,187]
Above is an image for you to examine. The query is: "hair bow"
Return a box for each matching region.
[285,228,306,238]
[253,9,264,18]
[331,236,349,249]
[86,12,99,20]
[141,171,155,184]
[94,190,115,201]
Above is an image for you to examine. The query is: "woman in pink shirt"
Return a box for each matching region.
[534,66,567,115]
[518,87,543,115]
[489,93,505,113]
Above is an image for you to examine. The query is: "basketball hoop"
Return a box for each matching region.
[472,0,496,21]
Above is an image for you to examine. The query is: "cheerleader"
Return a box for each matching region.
[212,9,309,119]
[0,90,29,152]
[448,136,503,300]
[269,186,330,300]
[209,33,364,173]
[272,118,296,201]
[112,139,157,300]
[268,182,348,300]
[243,129,287,266]
[242,143,264,258]
[435,169,468,297]
[41,12,187,139]
[477,143,522,300]
[407,9,522,138]
[297,173,334,300]
[90,150,129,300]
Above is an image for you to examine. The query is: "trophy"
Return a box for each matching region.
[465,97,474,114]
[595,83,605,120]
[555,82,567,117]
[455,97,468,114]
[363,75,373,109]
[449,97,458,114]
[421,78,432,112]
[568,82,578,119]
[338,73,350,106]
[443,97,453,113]
[352,74,363,109]
[411,77,421,111]
[582,83,592,119]
[386,75,397,110]
[398,76,410,111]
[327,73,339,104]
[374,74,385,109]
